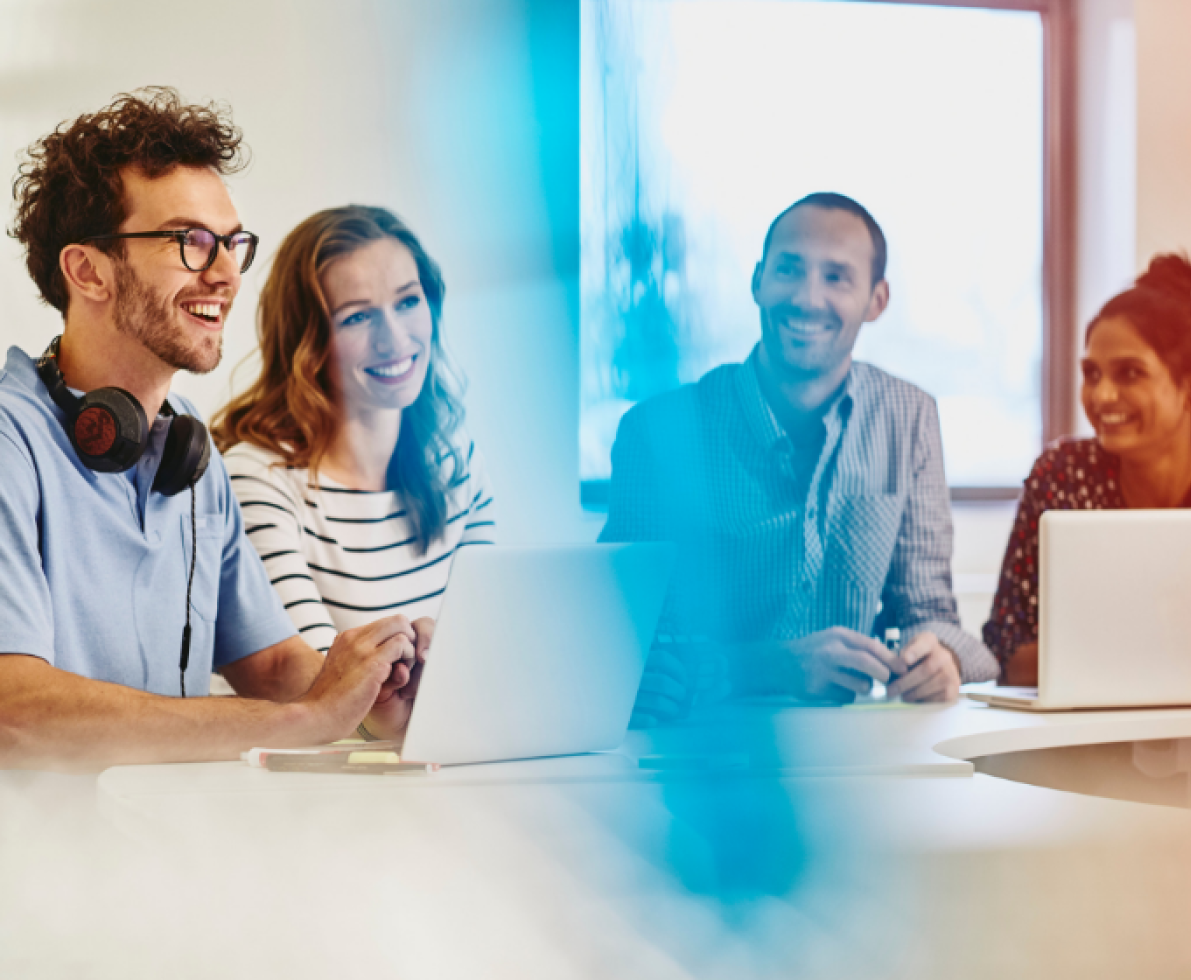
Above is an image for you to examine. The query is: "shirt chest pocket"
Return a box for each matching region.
[182,514,224,622]
[825,493,905,593]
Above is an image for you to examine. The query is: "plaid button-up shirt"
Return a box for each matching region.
[599,347,999,682]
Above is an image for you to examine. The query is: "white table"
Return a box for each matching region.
[8,700,1191,979]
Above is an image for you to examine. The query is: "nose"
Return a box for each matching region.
[1085,375,1120,409]
[200,239,241,294]
[790,269,828,310]
[1090,378,1114,404]
[373,307,411,353]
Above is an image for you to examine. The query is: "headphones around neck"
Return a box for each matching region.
[36,336,210,495]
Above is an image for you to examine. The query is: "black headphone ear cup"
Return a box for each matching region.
[154,414,211,496]
[70,388,149,472]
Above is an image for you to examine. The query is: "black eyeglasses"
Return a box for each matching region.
[78,228,259,274]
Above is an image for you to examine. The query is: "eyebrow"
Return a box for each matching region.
[771,252,856,272]
[331,279,421,318]
[157,216,245,235]
[1081,355,1150,368]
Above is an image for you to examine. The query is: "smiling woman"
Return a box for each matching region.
[210,206,495,653]
[983,254,1191,684]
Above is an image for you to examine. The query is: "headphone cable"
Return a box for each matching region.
[180,485,197,698]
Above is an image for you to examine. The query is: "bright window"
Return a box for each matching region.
[581,0,1045,491]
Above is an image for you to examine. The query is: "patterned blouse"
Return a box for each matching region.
[983,438,1127,671]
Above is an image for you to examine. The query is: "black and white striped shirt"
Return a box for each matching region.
[224,439,495,653]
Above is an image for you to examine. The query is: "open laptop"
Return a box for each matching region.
[399,543,674,765]
[968,511,1191,711]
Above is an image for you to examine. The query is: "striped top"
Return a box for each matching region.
[223,438,495,653]
[599,346,999,683]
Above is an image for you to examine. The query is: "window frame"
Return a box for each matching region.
[579,0,1078,508]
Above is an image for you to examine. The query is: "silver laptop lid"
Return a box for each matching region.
[401,543,674,765]
[1040,510,1191,708]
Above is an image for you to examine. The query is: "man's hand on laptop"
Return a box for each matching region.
[884,632,961,703]
[296,614,417,741]
[396,617,435,701]
[362,616,436,739]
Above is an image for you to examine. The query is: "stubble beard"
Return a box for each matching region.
[760,303,851,382]
[112,258,224,375]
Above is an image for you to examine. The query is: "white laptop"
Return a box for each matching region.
[399,543,674,765]
[968,511,1191,711]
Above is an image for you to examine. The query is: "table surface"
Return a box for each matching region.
[97,695,1191,803]
[14,699,1191,980]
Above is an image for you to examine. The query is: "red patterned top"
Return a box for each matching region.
[982,439,1126,672]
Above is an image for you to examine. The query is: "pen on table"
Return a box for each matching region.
[262,756,439,775]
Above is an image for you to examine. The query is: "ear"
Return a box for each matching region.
[59,244,115,306]
[863,279,890,323]
[751,262,764,304]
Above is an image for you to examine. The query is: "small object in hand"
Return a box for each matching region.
[876,627,902,702]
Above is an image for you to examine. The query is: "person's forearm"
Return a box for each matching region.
[0,654,332,772]
[222,635,324,703]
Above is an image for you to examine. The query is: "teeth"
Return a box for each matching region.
[183,302,220,319]
[783,318,829,333]
[1100,414,1130,424]
[367,357,414,378]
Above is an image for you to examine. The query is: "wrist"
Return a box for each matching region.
[359,701,414,742]
[275,700,348,747]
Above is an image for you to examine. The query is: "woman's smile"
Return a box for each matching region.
[363,354,418,383]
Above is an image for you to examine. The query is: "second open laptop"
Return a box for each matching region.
[398,543,674,765]
[968,510,1191,711]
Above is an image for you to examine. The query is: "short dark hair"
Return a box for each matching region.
[761,192,888,286]
[1088,253,1191,384]
[10,86,248,315]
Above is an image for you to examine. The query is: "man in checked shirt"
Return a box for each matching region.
[600,193,999,724]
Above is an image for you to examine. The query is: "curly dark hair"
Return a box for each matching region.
[9,86,248,315]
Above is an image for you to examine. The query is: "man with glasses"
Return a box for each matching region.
[0,88,426,769]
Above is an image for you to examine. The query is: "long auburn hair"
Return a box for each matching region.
[211,205,465,553]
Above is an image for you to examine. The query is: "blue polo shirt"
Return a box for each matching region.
[0,345,296,696]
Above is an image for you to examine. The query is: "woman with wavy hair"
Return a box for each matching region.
[212,206,495,656]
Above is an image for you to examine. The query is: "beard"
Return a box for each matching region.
[112,259,224,375]
[759,301,850,378]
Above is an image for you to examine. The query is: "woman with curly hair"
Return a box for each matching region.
[212,206,495,655]
[984,254,1191,685]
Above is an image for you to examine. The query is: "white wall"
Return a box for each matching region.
[0,0,594,547]
[1074,0,1137,439]
[1135,0,1191,266]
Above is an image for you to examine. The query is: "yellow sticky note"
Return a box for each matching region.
[347,751,403,764]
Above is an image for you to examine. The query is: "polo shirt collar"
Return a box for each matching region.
[737,344,856,450]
